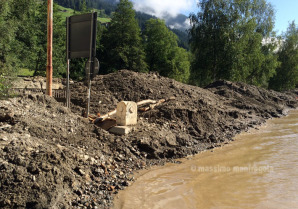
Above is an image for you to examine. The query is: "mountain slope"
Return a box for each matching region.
[55,0,190,50]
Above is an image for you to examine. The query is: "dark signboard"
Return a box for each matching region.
[65,12,98,116]
[67,12,97,59]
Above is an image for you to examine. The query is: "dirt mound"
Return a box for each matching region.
[70,70,298,157]
[0,95,136,208]
[1,70,297,208]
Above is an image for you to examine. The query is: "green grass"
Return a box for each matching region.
[17,68,34,77]
[57,5,111,24]
[57,5,75,20]
[98,17,111,23]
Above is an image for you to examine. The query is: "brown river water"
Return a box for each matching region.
[114,110,298,209]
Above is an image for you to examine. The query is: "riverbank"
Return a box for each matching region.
[113,109,298,209]
[1,70,297,208]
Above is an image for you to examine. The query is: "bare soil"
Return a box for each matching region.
[1,70,297,208]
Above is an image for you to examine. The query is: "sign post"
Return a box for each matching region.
[66,17,70,108]
[66,12,97,117]
[86,13,94,118]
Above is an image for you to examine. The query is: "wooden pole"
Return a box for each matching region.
[46,0,53,96]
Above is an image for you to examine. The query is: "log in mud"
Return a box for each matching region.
[0,70,297,208]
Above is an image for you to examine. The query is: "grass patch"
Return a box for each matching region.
[57,5,111,23]
[17,68,34,77]
[57,5,74,21]
[98,17,111,23]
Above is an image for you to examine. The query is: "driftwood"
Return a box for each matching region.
[96,97,175,122]
[97,109,117,122]
[136,99,157,106]
[138,107,150,112]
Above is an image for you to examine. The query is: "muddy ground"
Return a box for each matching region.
[1,70,297,208]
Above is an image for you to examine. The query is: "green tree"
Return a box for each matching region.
[79,0,87,12]
[9,0,39,72]
[189,0,235,86]
[0,0,38,74]
[144,19,190,83]
[0,0,18,74]
[170,47,191,83]
[101,0,147,73]
[34,2,66,77]
[0,0,39,97]
[269,21,298,91]
[189,0,278,87]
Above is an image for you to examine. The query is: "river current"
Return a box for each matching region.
[114,110,298,209]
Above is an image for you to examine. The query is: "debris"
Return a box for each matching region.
[139,107,150,112]
[74,167,86,176]
[108,185,115,191]
[109,126,132,135]
[96,97,176,123]
[0,136,8,141]
[94,118,117,131]
[0,125,12,130]
[98,109,117,121]
[0,111,14,122]
[136,99,157,106]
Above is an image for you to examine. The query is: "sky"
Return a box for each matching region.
[132,0,199,18]
[268,0,298,34]
[131,0,298,34]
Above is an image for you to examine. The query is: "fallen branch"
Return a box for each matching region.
[149,99,166,109]
[139,97,175,112]
[136,99,157,106]
[139,107,150,112]
[97,109,116,122]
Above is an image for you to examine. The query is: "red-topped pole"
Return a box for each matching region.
[46,0,53,96]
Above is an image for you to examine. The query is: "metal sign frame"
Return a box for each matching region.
[66,12,97,117]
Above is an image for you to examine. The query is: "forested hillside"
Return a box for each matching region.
[0,0,297,98]
[55,0,190,49]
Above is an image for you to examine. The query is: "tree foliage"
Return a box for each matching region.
[0,0,66,79]
[0,0,36,74]
[1,0,296,94]
[144,19,190,83]
[0,0,38,97]
[34,1,66,77]
[269,21,298,91]
[189,0,279,87]
[100,0,147,73]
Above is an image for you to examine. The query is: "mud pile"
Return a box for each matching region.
[71,70,298,157]
[0,95,129,208]
[1,70,297,208]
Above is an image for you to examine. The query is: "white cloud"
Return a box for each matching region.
[132,0,198,18]
[169,18,191,30]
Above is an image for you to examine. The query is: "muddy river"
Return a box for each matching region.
[114,110,298,209]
